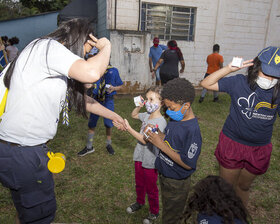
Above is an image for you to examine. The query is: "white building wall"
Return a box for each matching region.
[265,0,280,46]
[106,0,280,91]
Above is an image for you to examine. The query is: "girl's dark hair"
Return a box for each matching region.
[167,40,183,59]
[183,175,250,224]
[145,86,162,100]
[1,36,8,43]
[247,57,280,107]
[4,18,94,117]
[8,37,19,45]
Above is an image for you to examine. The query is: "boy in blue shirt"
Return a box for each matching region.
[78,64,123,156]
[145,78,202,224]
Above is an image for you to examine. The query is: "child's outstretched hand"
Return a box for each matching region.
[124,119,131,130]
[113,119,127,131]
[228,58,254,72]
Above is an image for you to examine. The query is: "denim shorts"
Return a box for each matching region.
[88,97,114,128]
[0,141,56,223]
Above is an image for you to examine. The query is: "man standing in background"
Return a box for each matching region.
[149,37,167,86]
[199,44,223,103]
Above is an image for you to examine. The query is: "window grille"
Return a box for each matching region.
[141,3,196,41]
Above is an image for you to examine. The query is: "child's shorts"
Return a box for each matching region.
[215,131,272,175]
[88,97,114,128]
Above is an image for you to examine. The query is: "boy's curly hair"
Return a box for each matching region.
[183,175,250,224]
[161,78,195,104]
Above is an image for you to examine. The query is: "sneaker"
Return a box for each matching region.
[213,97,219,102]
[77,146,95,157]
[106,144,115,155]
[199,97,204,103]
[126,202,143,214]
[143,213,159,224]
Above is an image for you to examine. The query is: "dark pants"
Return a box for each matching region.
[159,174,191,224]
[0,141,56,224]
[160,72,178,85]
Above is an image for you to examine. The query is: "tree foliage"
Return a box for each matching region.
[0,0,70,21]
[20,0,71,13]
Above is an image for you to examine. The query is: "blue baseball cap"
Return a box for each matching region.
[257,46,280,78]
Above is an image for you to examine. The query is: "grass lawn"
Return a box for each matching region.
[0,93,279,223]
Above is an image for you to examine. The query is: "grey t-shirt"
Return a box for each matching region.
[133,112,167,169]
[160,49,184,77]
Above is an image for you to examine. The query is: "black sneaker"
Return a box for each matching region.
[213,97,219,102]
[106,144,115,155]
[143,213,159,224]
[199,97,204,103]
[77,146,95,157]
[126,202,144,214]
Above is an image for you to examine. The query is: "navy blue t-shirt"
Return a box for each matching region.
[155,118,202,179]
[93,66,123,97]
[218,74,280,146]
[198,213,243,224]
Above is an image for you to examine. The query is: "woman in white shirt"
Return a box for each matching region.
[0,18,126,223]
[6,36,19,62]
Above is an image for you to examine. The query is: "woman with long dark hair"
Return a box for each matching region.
[201,46,280,207]
[0,18,125,223]
[152,40,185,85]
[183,175,250,224]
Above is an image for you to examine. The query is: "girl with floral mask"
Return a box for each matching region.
[114,86,167,224]
[200,46,280,208]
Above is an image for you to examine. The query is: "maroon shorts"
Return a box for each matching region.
[215,132,272,175]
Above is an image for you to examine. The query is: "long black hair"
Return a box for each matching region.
[4,18,94,117]
[183,176,250,224]
[247,57,280,107]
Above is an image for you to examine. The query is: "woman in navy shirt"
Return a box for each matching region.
[201,46,280,207]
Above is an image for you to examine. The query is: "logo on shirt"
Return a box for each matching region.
[237,92,276,120]
[237,92,256,119]
[159,153,174,166]
[200,219,208,224]
[188,143,198,159]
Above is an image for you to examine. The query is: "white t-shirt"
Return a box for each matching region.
[6,45,18,62]
[0,39,81,146]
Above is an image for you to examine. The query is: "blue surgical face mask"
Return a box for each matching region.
[166,104,187,121]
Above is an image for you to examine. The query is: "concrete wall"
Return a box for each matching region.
[0,12,58,51]
[110,30,152,93]
[105,0,280,91]
[265,0,280,46]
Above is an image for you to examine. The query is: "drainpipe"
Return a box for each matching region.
[138,0,141,31]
